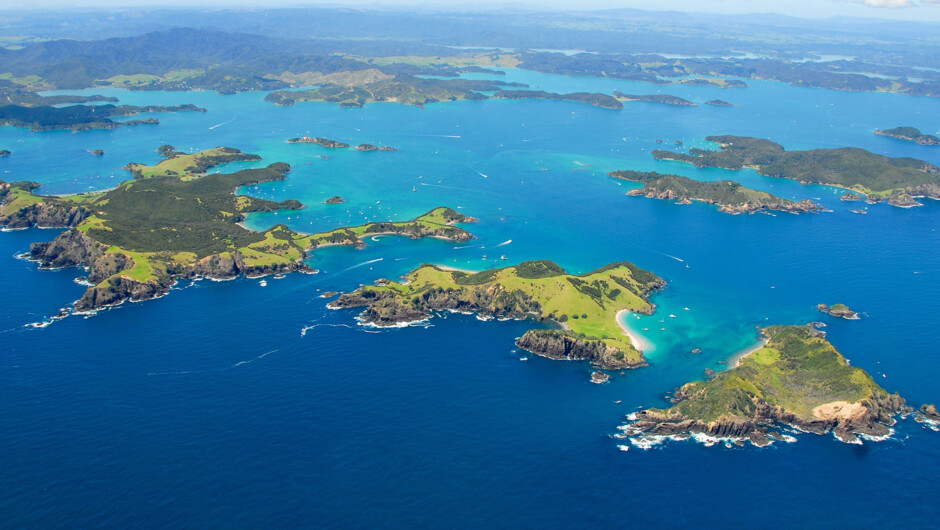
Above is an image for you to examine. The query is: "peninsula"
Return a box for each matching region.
[609,170,820,214]
[267,74,621,109]
[613,92,696,106]
[875,127,939,146]
[0,147,474,314]
[0,103,206,131]
[492,90,623,109]
[329,260,665,370]
[652,135,940,207]
[621,325,907,447]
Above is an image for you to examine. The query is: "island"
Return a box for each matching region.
[0,147,475,315]
[328,260,665,370]
[705,99,734,107]
[620,325,907,447]
[652,135,940,207]
[0,149,9,157]
[288,137,350,148]
[323,196,345,204]
[609,170,820,214]
[840,192,862,201]
[288,137,398,151]
[357,144,397,152]
[266,74,621,110]
[491,90,623,109]
[817,303,860,320]
[0,103,206,132]
[613,92,696,106]
[91,149,105,157]
[916,404,940,428]
[676,79,747,89]
[265,75,516,108]
[875,127,939,146]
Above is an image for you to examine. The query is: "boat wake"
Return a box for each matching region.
[232,349,278,367]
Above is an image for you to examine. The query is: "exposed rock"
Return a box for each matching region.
[916,404,940,423]
[817,303,860,320]
[628,391,905,445]
[705,99,734,107]
[590,371,611,384]
[29,229,107,269]
[841,192,862,201]
[1,201,90,229]
[319,291,340,298]
[357,144,398,152]
[324,196,345,204]
[516,329,647,370]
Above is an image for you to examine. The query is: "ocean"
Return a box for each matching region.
[1,69,938,527]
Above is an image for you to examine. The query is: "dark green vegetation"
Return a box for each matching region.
[330,260,665,369]
[653,135,940,206]
[266,76,525,108]
[623,325,907,446]
[613,92,695,106]
[492,90,622,109]
[876,127,940,146]
[4,8,940,99]
[0,82,118,106]
[0,148,475,312]
[268,75,624,109]
[609,170,820,214]
[0,103,205,131]
[705,99,734,107]
[288,137,350,148]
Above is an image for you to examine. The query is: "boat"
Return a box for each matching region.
[500,255,507,260]
[412,186,416,192]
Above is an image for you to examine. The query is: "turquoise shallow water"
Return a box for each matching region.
[1,70,939,527]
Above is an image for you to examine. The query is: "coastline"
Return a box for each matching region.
[616,309,655,354]
[729,338,769,368]
[433,264,481,274]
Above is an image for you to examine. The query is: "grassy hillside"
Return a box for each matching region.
[609,170,820,214]
[332,260,664,367]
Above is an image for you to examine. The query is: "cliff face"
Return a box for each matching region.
[516,329,646,370]
[628,391,905,446]
[1,202,90,229]
[330,284,543,327]
[29,229,107,269]
[27,229,315,312]
[621,325,907,447]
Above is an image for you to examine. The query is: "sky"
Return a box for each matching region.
[1,0,940,22]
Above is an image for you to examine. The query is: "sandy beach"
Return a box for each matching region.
[615,309,655,353]
[433,264,481,274]
[729,339,769,368]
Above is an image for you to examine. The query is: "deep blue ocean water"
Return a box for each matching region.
[1,70,939,527]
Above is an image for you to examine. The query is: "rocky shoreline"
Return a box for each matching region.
[610,170,821,215]
[329,261,664,370]
[26,229,316,313]
[620,325,914,448]
[817,303,860,320]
